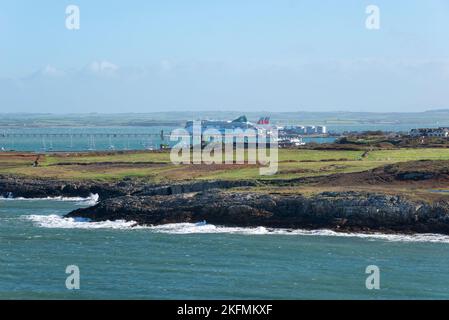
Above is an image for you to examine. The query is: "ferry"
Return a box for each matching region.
[185,115,259,134]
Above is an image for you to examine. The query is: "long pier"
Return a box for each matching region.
[0,132,167,139]
[0,131,263,139]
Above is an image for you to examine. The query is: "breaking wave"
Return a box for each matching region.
[147,223,449,243]
[26,214,137,229]
[1,193,99,205]
[23,215,449,243]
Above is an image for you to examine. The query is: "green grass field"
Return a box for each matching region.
[2,148,449,182]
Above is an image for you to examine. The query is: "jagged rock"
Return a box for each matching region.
[67,191,449,234]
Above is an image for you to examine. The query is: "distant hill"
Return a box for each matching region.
[1,110,449,127]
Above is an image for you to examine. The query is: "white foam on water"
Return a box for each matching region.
[280,228,449,244]
[26,214,137,229]
[147,223,449,243]
[148,223,271,235]
[1,193,99,205]
[22,215,449,243]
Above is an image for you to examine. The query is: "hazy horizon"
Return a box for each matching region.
[3,109,449,116]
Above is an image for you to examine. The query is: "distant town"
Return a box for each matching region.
[410,128,449,138]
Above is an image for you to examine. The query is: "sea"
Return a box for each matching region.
[1,124,449,299]
[1,196,449,299]
[0,126,173,152]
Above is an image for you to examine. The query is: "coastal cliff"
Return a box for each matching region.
[67,191,449,234]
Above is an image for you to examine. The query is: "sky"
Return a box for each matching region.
[0,0,448,113]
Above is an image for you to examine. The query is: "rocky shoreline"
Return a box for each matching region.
[3,175,449,235]
[65,191,449,234]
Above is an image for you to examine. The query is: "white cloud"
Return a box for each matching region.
[41,65,65,77]
[86,60,119,76]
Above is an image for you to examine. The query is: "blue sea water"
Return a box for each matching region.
[1,197,449,300]
[0,126,172,152]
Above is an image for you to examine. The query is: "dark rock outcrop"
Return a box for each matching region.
[0,175,258,199]
[67,191,449,234]
[135,180,259,196]
[0,175,132,199]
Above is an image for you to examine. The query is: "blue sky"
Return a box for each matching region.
[0,0,448,113]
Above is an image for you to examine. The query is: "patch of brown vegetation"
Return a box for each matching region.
[49,150,166,158]
[282,160,449,201]
[0,152,44,162]
[0,153,44,169]
[49,161,168,168]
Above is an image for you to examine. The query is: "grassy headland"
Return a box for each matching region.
[2,146,449,202]
[3,148,449,181]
